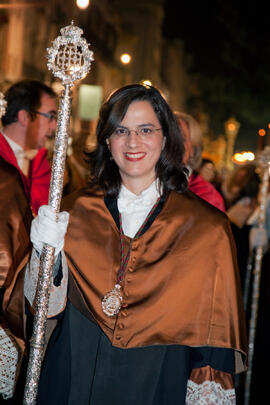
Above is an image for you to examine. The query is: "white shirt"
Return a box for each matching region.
[2,132,25,169]
[117,180,161,238]
[1,131,38,174]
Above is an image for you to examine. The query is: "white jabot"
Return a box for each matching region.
[117,180,161,238]
[2,131,38,175]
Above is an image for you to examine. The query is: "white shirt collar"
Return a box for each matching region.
[1,131,25,168]
[2,131,24,155]
[118,180,161,215]
[1,131,38,170]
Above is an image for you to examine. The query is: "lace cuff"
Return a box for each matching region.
[186,365,235,405]
[24,249,68,317]
[186,380,236,405]
[0,326,22,400]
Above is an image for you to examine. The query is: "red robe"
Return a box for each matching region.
[0,132,51,215]
[189,172,225,212]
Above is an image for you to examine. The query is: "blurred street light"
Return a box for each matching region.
[258,128,266,150]
[0,3,45,9]
[76,0,89,9]
[224,116,240,170]
[258,129,266,136]
[142,80,152,86]
[120,53,131,65]
[233,151,255,164]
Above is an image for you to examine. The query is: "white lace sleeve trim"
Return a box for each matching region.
[186,379,236,405]
[0,326,22,400]
[24,249,68,317]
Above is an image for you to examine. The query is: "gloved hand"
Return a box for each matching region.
[30,205,69,256]
[249,226,268,249]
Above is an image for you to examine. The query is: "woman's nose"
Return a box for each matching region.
[126,130,139,147]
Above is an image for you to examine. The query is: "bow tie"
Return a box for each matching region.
[118,194,156,214]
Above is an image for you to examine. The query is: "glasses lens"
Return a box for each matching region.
[49,113,57,121]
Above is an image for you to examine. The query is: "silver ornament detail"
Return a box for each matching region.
[101,284,123,317]
[0,92,7,118]
[47,21,94,85]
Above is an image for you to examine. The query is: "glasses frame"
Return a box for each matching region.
[112,127,162,139]
[32,110,57,122]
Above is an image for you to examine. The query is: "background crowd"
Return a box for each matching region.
[0,79,267,404]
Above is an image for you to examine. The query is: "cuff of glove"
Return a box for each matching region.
[30,205,69,257]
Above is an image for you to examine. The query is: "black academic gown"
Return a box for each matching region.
[36,195,235,405]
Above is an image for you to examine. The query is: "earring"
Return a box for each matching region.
[106,139,113,159]
[162,137,166,150]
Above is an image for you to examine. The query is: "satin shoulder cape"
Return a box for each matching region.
[0,158,32,350]
[0,132,50,215]
[63,187,247,373]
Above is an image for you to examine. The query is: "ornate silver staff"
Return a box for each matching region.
[23,22,94,405]
[244,146,270,405]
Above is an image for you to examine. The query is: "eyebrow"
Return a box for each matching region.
[137,123,156,127]
[116,123,156,128]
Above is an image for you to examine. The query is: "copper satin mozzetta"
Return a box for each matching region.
[63,187,247,374]
[101,198,161,317]
[0,159,32,354]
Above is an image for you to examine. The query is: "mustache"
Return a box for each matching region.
[46,133,55,140]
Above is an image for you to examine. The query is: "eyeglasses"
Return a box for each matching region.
[112,126,162,139]
[32,111,57,122]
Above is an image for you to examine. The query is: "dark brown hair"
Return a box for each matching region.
[85,84,188,197]
[2,80,56,126]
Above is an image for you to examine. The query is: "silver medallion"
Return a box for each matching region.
[101,284,123,317]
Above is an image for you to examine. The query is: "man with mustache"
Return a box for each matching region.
[0,80,57,401]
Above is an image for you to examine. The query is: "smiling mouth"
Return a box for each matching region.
[124,152,146,161]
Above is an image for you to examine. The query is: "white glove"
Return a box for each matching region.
[30,205,69,256]
[249,226,268,249]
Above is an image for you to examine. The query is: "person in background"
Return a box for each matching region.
[0,80,57,215]
[21,84,247,404]
[0,158,32,402]
[221,164,260,211]
[175,111,226,212]
[199,158,216,184]
[62,132,90,197]
[0,80,57,403]
[223,164,261,287]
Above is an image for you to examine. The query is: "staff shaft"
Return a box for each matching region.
[23,85,72,405]
[244,165,269,405]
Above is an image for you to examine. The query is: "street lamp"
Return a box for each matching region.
[76,0,89,9]
[142,80,152,86]
[120,53,132,85]
[120,53,131,65]
[224,116,240,170]
[258,128,266,150]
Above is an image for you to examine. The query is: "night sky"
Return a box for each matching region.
[163,0,270,151]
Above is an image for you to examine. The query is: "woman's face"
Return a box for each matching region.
[107,100,165,193]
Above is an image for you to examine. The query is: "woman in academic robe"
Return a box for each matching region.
[27,84,247,405]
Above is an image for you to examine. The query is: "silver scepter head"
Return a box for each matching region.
[47,21,94,85]
[0,91,7,119]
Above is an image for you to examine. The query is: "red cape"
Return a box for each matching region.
[188,173,225,212]
[0,132,51,215]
